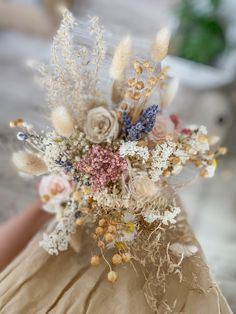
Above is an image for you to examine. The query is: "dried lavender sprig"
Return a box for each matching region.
[123,104,159,141]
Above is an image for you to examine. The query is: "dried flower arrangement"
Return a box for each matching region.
[10,9,227,311]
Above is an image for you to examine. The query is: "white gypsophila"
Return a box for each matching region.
[144,206,181,225]
[94,191,134,210]
[187,126,209,154]
[42,133,67,172]
[149,141,176,182]
[198,125,207,135]
[174,148,189,163]
[39,206,76,255]
[119,141,149,161]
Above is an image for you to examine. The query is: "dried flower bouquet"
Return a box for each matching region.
[10,9,226,311]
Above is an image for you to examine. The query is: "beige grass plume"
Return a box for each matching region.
[51,106,75,137]
[12,151,48,176]
[161,77,179,110]
[151,27,171,62]
[109,36,132,80]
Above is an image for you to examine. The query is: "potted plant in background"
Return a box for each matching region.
[165,0,236,88]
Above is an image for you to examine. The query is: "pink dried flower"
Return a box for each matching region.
[149,115,175,142]
[39,174,72,213]
[75,145,127,191]
[181,128,192,135]
[169,114,180,129]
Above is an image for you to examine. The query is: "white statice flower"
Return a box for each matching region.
[174,148,188,164]
[119,141,149,161]
[198,125,207,135]
[187,125,209,154]
[149,141,176,182]
[43,132,68,172]
[39,207,76,255]
[144,206,181,225]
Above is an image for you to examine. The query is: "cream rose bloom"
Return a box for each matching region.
[129,171,159,201]
[39,174,72,213]
[84,106,119,143]
[149,115,175,142]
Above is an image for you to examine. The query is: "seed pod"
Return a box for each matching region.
[76,218,85,226]
[97,241,105,250]
[107,225,116,234]
[107,271,118,283]
[112,254,122,265]
[122,253,131,263]
[105,233,114,243]
[98,219,107,227]
[95,227,104,236]
[90,255,100,266]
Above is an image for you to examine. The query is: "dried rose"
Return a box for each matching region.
[84,106,119,143]
[149,115,175,142]
[129,171,159,201]
[39,174,72,213]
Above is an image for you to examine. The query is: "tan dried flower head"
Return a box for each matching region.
[151,27,171,62]
[109,36,132,80]
[12,151,48,176]
[161,78,179,110]
[51,106,75,137]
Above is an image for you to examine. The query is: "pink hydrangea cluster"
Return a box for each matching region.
[75,145,127,191]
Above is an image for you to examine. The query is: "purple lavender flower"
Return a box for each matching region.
[55,159,73,173]
[122,104,159,141]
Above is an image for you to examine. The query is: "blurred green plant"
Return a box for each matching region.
[172,0,226,65]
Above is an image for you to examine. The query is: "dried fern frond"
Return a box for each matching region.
[33,9,91,118]
[151,27,171,62]
[109,36,132,80]
[51,106,75,137]
[12,151,48,176]
[160,77,179,110]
